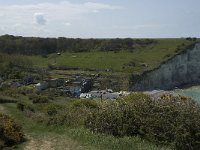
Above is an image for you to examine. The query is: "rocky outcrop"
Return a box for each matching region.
[131,43,200,91]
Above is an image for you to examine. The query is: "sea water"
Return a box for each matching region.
[174,86,200,103]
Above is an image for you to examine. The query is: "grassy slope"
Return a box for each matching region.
[28,39,194,74]
[0,103,170,150]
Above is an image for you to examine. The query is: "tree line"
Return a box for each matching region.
[0,35,155,55]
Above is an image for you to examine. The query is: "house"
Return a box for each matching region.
[36,81,48,91]
[80,93,92,99]
[62,86,81,97]
[47,79,58,88]
[119,91,131,96]
[80,90,119,100]
[46,78,65,88]
[80,90,131,100]
[101,91,120,100]
[81,79,93,93]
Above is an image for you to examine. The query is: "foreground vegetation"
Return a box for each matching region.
[1,89,200,149]
[0,102,168,150]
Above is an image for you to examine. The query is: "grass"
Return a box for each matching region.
[28,38,195,74]
[1,103,171,150]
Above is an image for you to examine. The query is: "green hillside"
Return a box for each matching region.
[28,38,196,74]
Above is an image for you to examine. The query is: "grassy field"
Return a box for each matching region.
[0,103,170,150]
[28,38,195,73]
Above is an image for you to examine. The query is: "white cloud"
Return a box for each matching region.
[34,13,47,25]
[0,1,120,37]
[64,22,71,26]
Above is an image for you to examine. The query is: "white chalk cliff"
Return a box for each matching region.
[131,43,200,91]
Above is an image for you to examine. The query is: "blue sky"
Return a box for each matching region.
[0,0,199,38]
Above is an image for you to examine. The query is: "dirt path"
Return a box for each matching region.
[24,136,54,150]
[23,135,85,150]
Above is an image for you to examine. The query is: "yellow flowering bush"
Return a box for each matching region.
[0,113,24,148]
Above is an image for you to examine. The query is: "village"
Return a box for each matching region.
[0,74,130,100]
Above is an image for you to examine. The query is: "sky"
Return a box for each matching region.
[0,0,199,38]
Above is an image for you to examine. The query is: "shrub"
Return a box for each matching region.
[17,102,25,111]
[85,93,200,149]
[17,101,35,112]
[0,113,24,148]
[29,95,49,104]
[43,104,62,116]
[45,103,95,127]
[71,99,101,109]
[38,100,101,127]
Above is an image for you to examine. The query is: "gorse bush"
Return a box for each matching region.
[0,113,24,148]
[85,93,200,150]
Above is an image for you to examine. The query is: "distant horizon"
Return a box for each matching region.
[1,34,199,39]
[0,0,199,38]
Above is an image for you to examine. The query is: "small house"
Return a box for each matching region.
[36,81,48,91]
[47,79,58,88]
[81,79,93,93]
[81,89,128,100]
[46,78,65,88]
[70,86,81,97]
[80,93,92,99]
[62,86,81,97]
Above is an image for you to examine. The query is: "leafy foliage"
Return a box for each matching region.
[0,113,24,148]
[85,93,200,149]
[29,94,49,104]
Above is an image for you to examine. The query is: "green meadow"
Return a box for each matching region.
[28,38,195,74]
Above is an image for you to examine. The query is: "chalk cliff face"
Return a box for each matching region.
[131,43,200,91]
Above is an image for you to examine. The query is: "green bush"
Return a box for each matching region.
[17,102,25,111]
[85,93,200,149]
[17,101,35,112]
[29,95,49,104]
[45,104,92,127]
[37,100,100,127]
[43,104,62,116]
[0,113,24,148]
[71,99,101,109]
